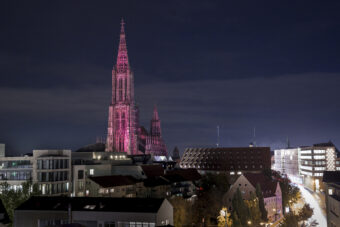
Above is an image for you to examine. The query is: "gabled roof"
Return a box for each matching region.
[16,196,167,213]
[141,165,164,178]
[89,175,138,188]
[323,171,340,183]
[243,173,278,198]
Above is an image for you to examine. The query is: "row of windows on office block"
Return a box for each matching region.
[0,170,31,180]
[39,182,69,195]
[0,160,32,169]
[37,171,69,182]
[37,159,69,170]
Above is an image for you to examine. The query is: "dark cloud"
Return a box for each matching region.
[2,0,340,155]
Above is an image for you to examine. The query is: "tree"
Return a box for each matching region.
[231,188,249,226]
[298,203,313,222]
[280,213,299,227]
[255,183,268,222]
[0,181,41,225]
[279,178,301,213]
[169,197,192,226]
[245,195,262,226]
[217,207,232,227]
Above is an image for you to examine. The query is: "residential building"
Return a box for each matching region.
[222,173,283,222]
[86,175,143,198]
[180,147,271,175]
[14,196,173,227]
[300,142,339,191]
[323,171,340,227]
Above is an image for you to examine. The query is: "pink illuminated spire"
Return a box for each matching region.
[116,18,129,72]
[152,105,159,121]
[151,105,161,137]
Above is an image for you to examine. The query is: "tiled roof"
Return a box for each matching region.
[180,147,271,171]
[323,171,340,183]
[16,196,166,213]
[141,165,164,178]
[89,175,138,188]
[243,173,278,198]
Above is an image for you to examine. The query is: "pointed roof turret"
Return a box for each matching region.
[152,105,159,121]
[116,18,129,72]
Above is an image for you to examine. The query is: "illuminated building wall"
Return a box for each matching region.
[300,142,339,191]
[106,20,167,156]
[145,106,168,156]
[273,148,300,177]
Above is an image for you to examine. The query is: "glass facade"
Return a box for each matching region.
[37,159,69,170]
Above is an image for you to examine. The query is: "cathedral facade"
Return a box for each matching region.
[106,20,167,157]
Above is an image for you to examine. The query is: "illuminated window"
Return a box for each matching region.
[89,169,94,175]
[328,188,333,195]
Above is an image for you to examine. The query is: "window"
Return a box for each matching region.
[104,222,115,227]
[328,188,333,195]
[78,170,84,179]
[89,169,94,175]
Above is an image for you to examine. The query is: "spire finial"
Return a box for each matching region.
[120,18,125,34]
[153,104,159,120]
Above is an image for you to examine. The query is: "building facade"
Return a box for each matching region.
[106,19,139,155]
[145,106,167,156]
[300,142,339,191]
[222,173,283,222]
[180,147,271,175]
[323,171,340,227]
[274,147,300,177]
[33,150,72,195]
[14,196,173,227]
[0,155,33,190]
[105,20,167,156]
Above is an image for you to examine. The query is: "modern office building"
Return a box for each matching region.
[14,196,173,227]
[180,147,271,175]
[274,147,300,177]
[32,150,72,195]
[323,171,340,227]
[0,144,5,158]
[300,142,339,191]
[0,154,33,190]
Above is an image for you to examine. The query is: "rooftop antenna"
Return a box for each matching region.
[287,137,290,148]
[253,127,256,147]
[216,125,220,147]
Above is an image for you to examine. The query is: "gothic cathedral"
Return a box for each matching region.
[106,19,167,157]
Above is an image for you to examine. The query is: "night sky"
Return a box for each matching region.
[2,1,340,155]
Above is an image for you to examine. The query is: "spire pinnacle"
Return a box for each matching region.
[116,18,129,72]
[152,105,159,120]
[120,18,125,34]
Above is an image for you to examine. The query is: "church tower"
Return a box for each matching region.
[145,106,167,156]
[106,19,138,154]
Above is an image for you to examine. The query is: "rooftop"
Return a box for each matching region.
[323,171,340,183]
[88,175,139,188]
[16,196,166,213]
[243,173,278,197]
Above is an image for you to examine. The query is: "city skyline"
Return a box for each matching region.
[2,1,340,155]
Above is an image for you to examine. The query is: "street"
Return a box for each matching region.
[297,185,327,227]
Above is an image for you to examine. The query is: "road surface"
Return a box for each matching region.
[297,185,327,226]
